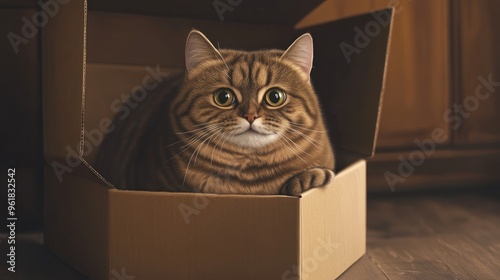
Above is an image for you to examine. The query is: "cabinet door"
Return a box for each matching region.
[377,0,450,148]
[453,0,500,146]
[368,0,500,192]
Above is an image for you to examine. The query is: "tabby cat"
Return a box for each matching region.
[95,30,335,195]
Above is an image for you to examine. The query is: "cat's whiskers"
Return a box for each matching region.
[179,126,222,153]
[166,125,222,161]
[181,128,222,188]
[167,125,220,147]
[169,123,223,156]
[217,129,238,162]
[276,136,308,165]
[210,130,228,167]
[273,122,323,148]
[280,132,313,157]
[192,119,222,127]
[176,127,220,152]
[179,124,223,148]
[286,127,323,148]
[175,122,222,135]
[289,122,327,133]
[194,130,222,164]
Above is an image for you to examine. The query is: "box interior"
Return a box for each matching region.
[81,6,391,188]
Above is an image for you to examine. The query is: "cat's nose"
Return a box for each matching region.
[243,113,259,124]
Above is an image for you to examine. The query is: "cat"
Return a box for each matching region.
[94,30,335,195]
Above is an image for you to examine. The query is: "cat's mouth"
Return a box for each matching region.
[238,125,275,136]
[227,124,279,148]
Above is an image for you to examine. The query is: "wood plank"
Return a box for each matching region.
[368,235,500,280]
[338,255,388,280]
[365,189,500,279]
[367,149,500,192]
[367,189,500,239]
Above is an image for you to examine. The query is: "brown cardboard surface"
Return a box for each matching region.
[300,160,367,279]
[43,0,393,279]
[84,63,182,163]
[296,0,393,29]
[42,0,85,162]
[306,10,392,158]
[109,191,299,280]
[44,163,109,280]
[86,11,294,66]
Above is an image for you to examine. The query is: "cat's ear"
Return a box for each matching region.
[280,33,314,81]
[185,30,223,76]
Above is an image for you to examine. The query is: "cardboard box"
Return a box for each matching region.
[43,0,393,279]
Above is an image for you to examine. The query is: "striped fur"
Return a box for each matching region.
[95,31,335,195]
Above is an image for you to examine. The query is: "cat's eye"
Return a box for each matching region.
[213,88,236,107]
[264,88,287,107]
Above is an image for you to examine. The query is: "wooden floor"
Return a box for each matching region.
[339,186,500,280]
[1,186,499,279]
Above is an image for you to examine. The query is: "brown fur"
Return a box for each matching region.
[95,31,335,195]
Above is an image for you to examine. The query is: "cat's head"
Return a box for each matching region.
[176,30,322,149]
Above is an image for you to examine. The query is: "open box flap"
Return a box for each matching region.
[297,9,394,158]
[295,0,396,29]
[42,0,86,163]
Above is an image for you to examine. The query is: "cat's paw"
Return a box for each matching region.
[280,168,334,196]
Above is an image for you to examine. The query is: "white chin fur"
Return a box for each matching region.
[226,119,280,148]
[228,131,279,148]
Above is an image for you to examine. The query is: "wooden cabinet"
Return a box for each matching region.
[296,0,500,191]
[376,0,450,148]
[453,0,500,146]
[368,0,500,191]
